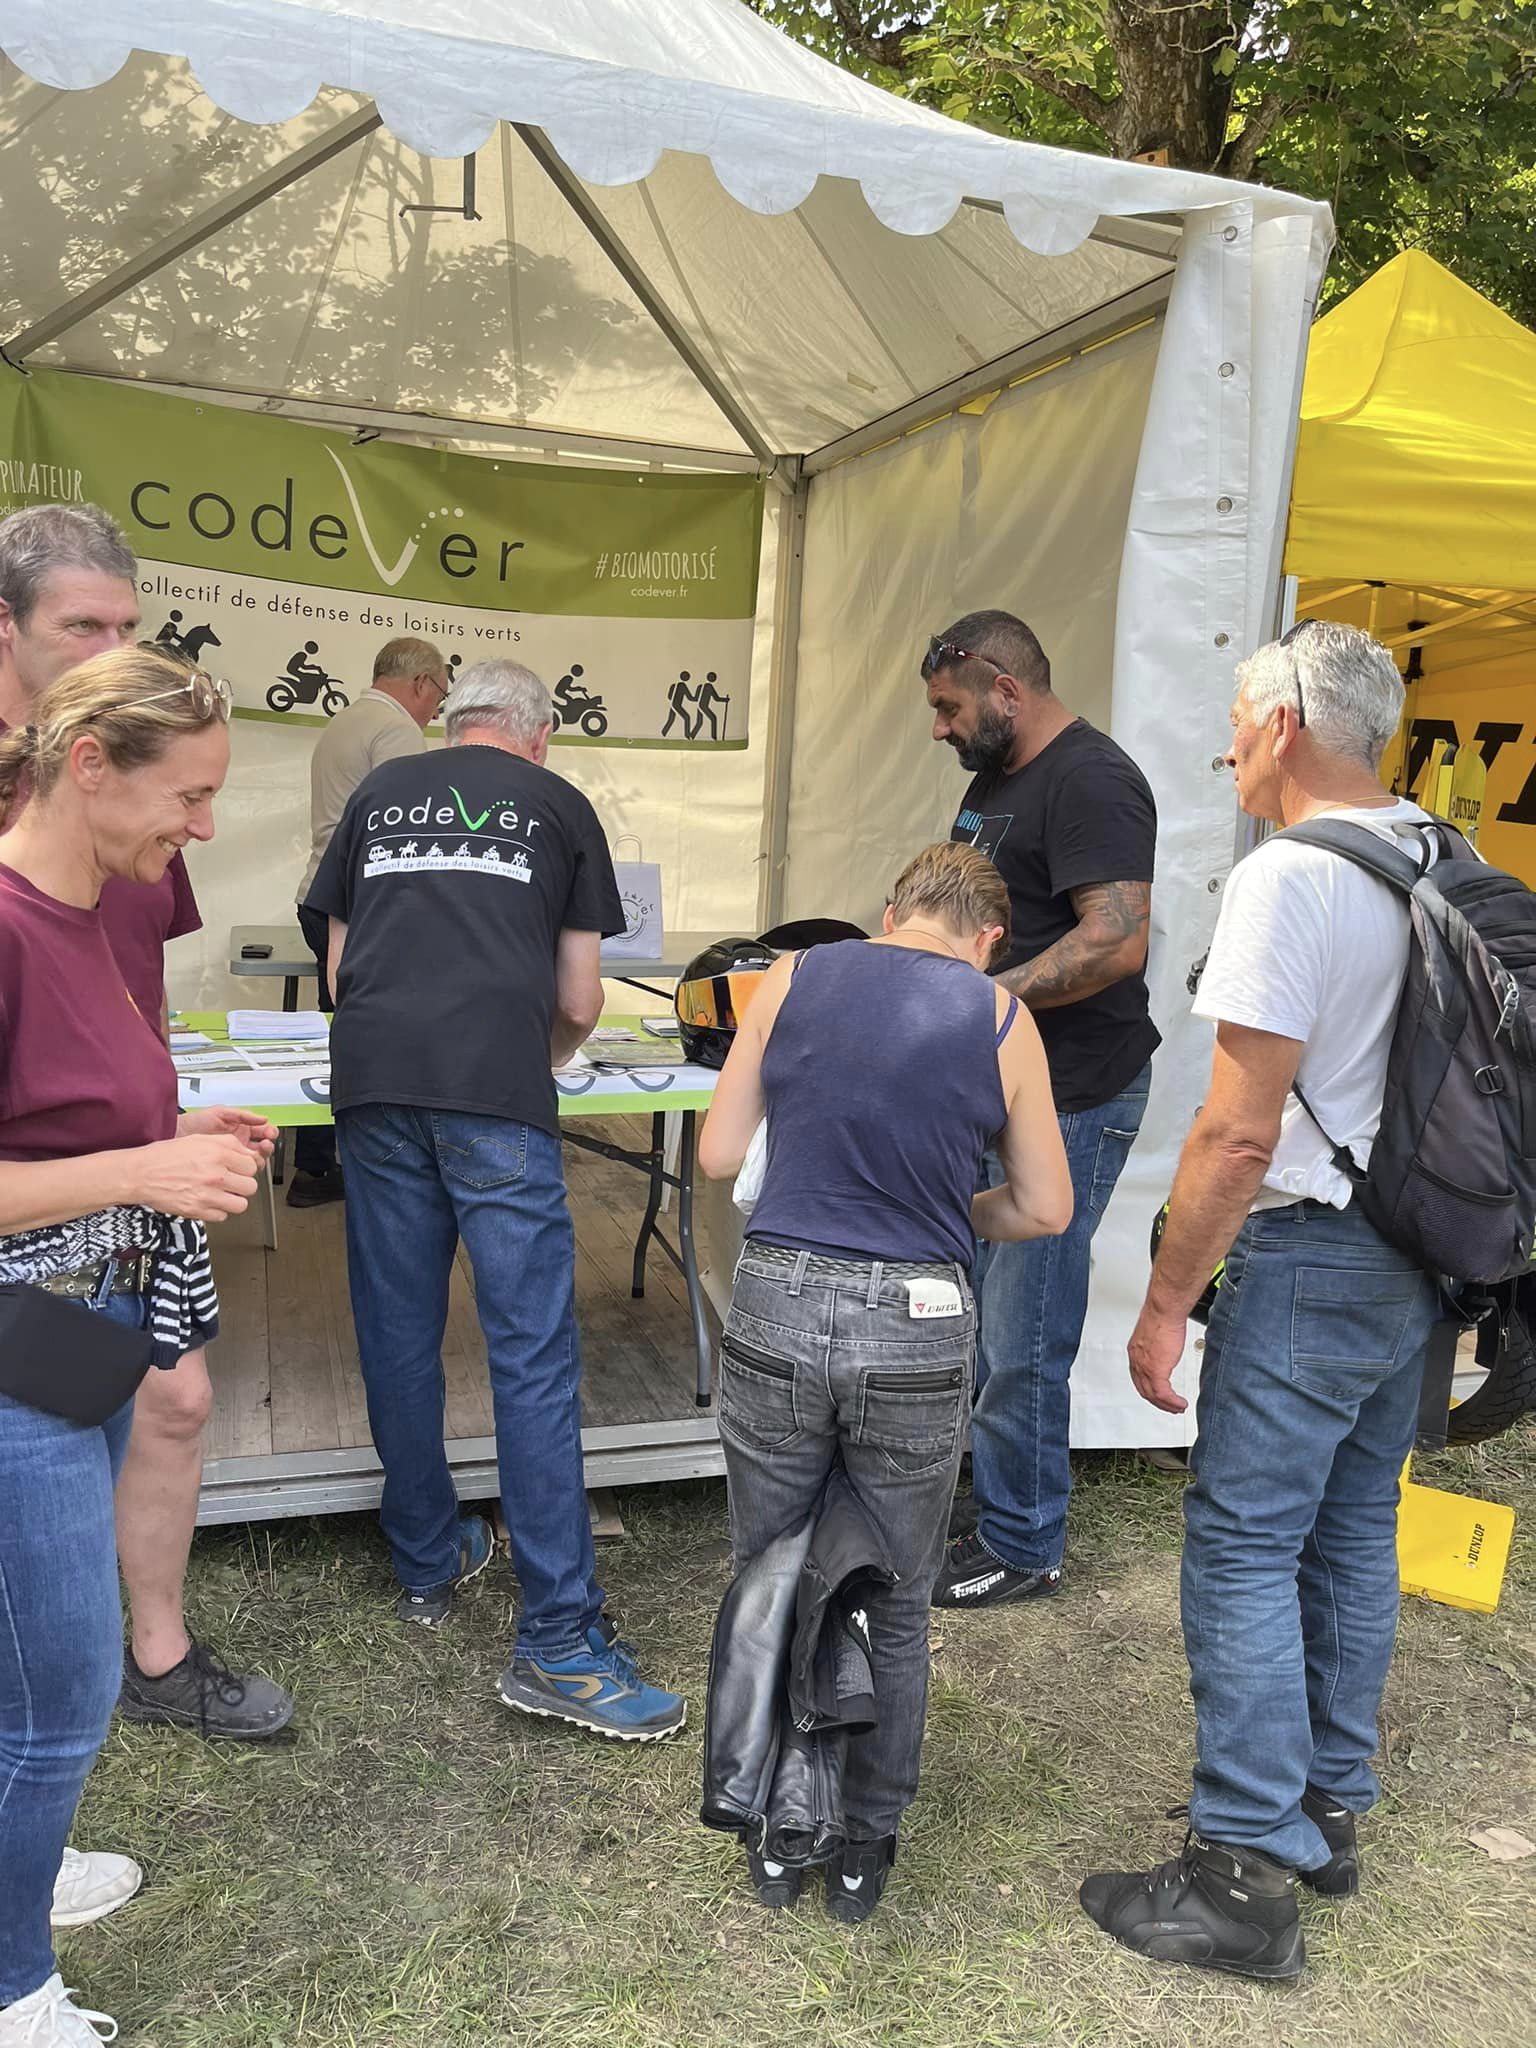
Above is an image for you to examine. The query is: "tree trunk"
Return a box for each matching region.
[1103,0,1235,169]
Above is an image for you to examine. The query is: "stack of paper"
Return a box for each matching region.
[227,1010,329,1041]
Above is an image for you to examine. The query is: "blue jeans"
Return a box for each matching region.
[0,1292,141,2008]
[1183,1199,1437,1869]
[720,1244,975,1838]
[969,1062,1151,1572]
[336,1106,602,1657]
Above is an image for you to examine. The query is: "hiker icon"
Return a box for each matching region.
[268,641,349,718]
[661,669,730,742]
[660,670,698,741]
[155,610,223,664]
[695,670,730,743]
[551,663,609,739]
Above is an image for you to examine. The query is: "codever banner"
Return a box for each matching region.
[0,371,762,748]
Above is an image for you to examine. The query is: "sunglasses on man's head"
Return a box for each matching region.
[921,636,1008,683]
[1275,619,1314,728]
[139,670,234,722]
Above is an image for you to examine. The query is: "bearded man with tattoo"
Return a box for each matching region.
[922,610,1159,1607]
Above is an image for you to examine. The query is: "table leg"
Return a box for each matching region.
[674,1111,713,1409]
[261,1157,279,1251]
[630,1110,666,1300]
[282,975,299,1012]
[272,1128,286,1188]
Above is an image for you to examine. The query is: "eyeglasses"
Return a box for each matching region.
[139,671,233,722]
[921,636,1008,683]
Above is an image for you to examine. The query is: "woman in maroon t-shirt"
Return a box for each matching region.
[0,646,273,2041]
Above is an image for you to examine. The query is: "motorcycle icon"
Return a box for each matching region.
[551,664,609,739]
[268,642,349,718]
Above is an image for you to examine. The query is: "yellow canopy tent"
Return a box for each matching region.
[1287,250,1536,880]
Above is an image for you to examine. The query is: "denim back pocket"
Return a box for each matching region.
[1290,1265,1427,1402]
[434,1118,529,1191]
[718,1336,803,1450]
[853,1343,971,1478]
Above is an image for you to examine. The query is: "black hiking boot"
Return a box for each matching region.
[1079,1831,1305,1981]
[1298,1785,1360,1898]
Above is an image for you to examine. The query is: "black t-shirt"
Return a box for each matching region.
[306,745,624,1136]
[952,719,1160,1112]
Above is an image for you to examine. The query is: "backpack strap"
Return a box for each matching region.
[1290,1080,1368,1189]
[1271,820,1428,1199]
[1276,817,1430,893]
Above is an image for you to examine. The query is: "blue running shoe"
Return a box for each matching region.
[496,1636,685,1742]
[395,1512,494,1627]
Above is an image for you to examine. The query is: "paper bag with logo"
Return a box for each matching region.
[603,834,664,961]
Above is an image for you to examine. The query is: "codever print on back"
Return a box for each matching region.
[361,785,542,880]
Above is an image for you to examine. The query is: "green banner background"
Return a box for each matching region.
[0,372,761,620]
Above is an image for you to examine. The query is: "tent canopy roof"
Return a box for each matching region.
[1286,250,1536,591]
[1,0,1329,463]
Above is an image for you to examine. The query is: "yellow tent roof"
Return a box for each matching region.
[1285,250,1536,589]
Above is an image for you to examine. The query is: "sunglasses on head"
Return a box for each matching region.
[139,670,233,721]
[921,636,1008,683]
[1275,619,1314,729]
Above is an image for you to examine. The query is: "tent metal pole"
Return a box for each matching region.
[802,275,1170,476]
[1380,594,1529,653]
[756,464,810,929]
[60,368,766,475]
[513,124,772,465]
[2,107,385,366]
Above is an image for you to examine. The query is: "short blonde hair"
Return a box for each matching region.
[890,842,1010,964]
[0,644,225,828]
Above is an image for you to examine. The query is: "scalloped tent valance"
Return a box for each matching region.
[4,0,1327,252]
[0,0,1331,463]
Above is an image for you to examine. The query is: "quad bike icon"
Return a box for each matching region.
[551,664,609,739]
[268,642,350,717]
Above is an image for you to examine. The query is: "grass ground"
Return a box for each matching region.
[71,1431,1536,2048]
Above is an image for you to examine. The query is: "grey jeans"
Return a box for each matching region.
[718,1242,975,1840]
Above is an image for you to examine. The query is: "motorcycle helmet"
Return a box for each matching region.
[675,938,779,1069]
[1149,1202,1225,1326]
[757,918,868,950]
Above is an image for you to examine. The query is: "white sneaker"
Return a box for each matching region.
[0,1975,118,2045]
[50,1849,143,1929]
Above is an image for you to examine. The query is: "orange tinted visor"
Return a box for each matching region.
[675,969,770,1035]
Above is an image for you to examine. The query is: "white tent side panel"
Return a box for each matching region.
[782,323,1158,928]
[164,487,782,1009]
[782,208,1323,1449]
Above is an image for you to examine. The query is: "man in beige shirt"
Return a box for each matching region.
[289,634,448,1204]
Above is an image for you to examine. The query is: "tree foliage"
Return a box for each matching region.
[753,3,1536,319]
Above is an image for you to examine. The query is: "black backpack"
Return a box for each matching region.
[1280,818,1536,1286]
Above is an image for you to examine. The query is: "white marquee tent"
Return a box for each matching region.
[0,0,1333,1447]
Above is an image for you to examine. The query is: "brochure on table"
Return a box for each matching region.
[171,1015,717,1114]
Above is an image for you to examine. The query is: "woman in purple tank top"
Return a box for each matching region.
[699,844,1071,1922]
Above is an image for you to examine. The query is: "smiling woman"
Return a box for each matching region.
[0,642,281,2043]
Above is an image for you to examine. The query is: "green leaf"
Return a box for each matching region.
[1213,45,1239,77]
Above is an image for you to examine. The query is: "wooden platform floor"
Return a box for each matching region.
[205,1116,713,1465]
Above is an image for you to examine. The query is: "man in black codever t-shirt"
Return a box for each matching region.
[920,609,1160,1610]
[305,660,684,1742]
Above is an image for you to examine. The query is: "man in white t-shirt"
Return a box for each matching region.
[1080,620,1440,1980]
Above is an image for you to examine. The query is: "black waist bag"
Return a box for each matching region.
[0,1282,154,1425]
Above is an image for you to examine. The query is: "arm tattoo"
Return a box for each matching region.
[1000,880,1151,1011]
